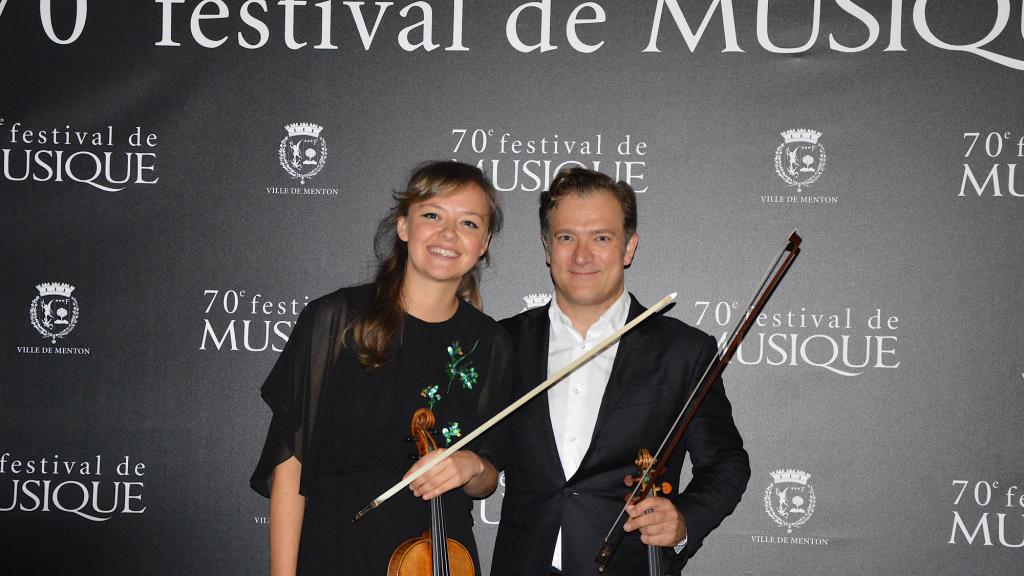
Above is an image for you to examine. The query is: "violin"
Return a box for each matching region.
[596,232,802,571]
[387,408,475,576]
[625,448,673,576]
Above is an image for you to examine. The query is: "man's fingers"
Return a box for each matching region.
[625,502,665,532]
[629,507,662,528]
[628,496,663,517]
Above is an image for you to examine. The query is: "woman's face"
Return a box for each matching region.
[397,183,491,291]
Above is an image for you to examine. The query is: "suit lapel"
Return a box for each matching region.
[589,295,647,443]
[519,305,566,482]
[575,294,664,473]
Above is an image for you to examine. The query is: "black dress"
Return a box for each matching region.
[251,285,513,575]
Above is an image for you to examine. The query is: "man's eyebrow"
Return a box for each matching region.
[551,228,618,235]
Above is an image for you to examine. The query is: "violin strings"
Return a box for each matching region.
[437,493,450,576]
[648,543,663,575]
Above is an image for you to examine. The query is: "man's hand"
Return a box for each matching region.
[405,449,488,500]
[622,475,688,546]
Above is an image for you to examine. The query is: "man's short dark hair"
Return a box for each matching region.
[539,167,638,246]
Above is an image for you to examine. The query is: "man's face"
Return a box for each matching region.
[545,191,639,318]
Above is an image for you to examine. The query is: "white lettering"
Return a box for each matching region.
[40,0,88,45]
[155,0,186,46]
[506,0,555,53]
[950,511,992,545]
[959,164,1002,197]
[191,0,229,48]
[239,0,270,48]
[345,1,393,50]
[566,3,605,53]
[757,0,821,54]
[913,0,1024,70]
[279,0,307,49]
[314,0,337,49]
[644,0,741,53]
[397,2,438,51]
[829,0,879,52]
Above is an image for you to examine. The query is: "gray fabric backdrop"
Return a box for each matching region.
[2,1,1022,574]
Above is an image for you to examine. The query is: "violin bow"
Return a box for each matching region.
[595,231,802,572]
[353,292,678,522]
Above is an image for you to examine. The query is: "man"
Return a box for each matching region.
[488,168,750,575]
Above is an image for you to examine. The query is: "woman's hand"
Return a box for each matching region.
[405,449,498,499]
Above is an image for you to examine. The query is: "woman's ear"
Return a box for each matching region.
[396,215,409,242]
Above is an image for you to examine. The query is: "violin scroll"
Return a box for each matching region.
[410,408,439,458]
[625,448,671,503]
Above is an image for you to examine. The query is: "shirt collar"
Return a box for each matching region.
[549,288,631,338]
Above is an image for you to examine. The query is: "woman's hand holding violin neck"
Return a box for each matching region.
[406,448,495,500]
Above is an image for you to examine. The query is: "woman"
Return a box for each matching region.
[251,161,512,575]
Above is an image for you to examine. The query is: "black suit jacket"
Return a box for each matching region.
[487,294,750,576]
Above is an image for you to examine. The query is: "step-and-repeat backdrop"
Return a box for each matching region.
[3,1,1022,574]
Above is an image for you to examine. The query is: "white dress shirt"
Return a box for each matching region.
[547,289,630,570]
[546,289,687,569]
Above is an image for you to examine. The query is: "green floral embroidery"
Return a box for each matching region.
[420,384,441,409]
[417,340,480,441]
[441,422,461,446]
[445,340,479,393]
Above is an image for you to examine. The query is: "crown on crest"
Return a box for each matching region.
[522,293,552,309]
[285,123,324,138]
[780,129,822,144]
[770,469,811,485]
[36,282,75,297]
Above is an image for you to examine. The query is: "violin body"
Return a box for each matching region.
[387,533,474,576]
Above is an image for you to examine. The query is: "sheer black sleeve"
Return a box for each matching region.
[472,323,515,478]
[249,288,365,498]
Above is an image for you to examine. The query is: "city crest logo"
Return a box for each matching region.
[763,469,816,533]
[30,282,79,344]
[774,129,826,192]
[278,123,327,184]
[521,293,552,312]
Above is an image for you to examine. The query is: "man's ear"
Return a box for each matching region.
[623,233,639,266]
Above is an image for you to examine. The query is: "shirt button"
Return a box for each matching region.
[569,435,577,442]
[573,387,581,395]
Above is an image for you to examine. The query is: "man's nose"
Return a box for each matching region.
[572,241,592,264]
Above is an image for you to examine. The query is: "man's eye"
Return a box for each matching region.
[596,235,611,242]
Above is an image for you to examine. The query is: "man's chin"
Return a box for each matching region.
[557,291,611,309]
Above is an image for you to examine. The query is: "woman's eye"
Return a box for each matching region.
[421,212,438,220]
[462,220,480,229]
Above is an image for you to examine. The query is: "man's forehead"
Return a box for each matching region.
[550,192,624,221]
